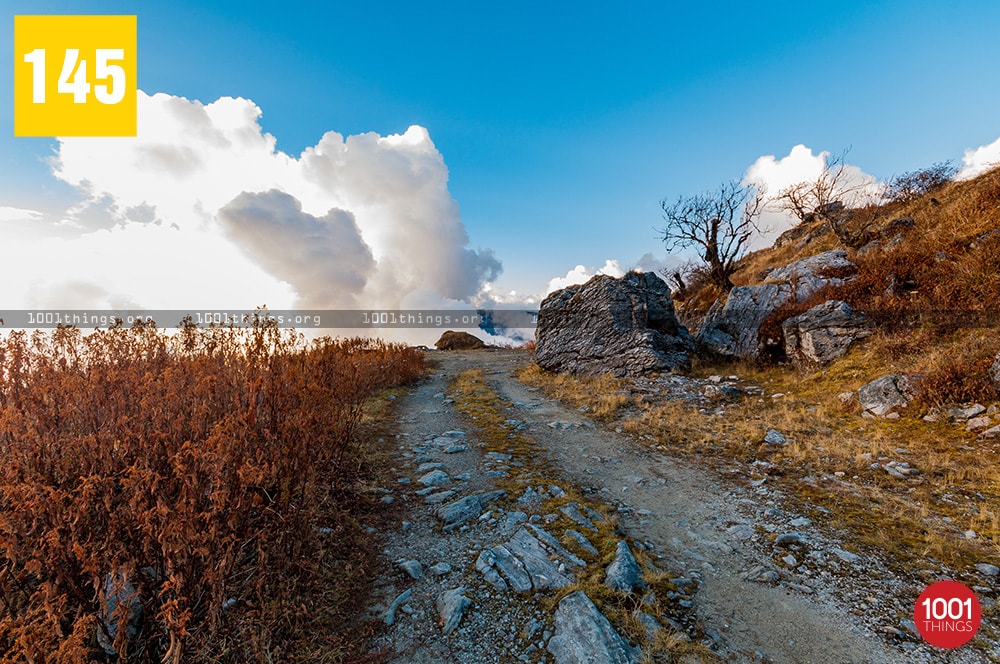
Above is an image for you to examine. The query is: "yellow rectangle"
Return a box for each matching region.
[14,15,137,137]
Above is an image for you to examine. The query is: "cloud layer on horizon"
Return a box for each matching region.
[6,91,501,321]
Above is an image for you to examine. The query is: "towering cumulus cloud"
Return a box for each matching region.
[24,91,500,315]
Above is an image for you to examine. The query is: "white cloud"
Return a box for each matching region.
[0,206,44,223]
[545,259,625,295]
[957,136,1000,180]
[743,145,879,250]
[2,91,502,344]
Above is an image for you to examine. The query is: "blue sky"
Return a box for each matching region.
[3,1,1000,328]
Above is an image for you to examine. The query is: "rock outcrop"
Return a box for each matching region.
[435,330,488,350]
[858,374,915,416]
[535,272,694,377]
[696,250,857,360]
[782,300,872,365]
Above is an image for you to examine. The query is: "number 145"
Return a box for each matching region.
[22,48,126,105]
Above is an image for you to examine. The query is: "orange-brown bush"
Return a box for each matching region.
[0,319,422,662]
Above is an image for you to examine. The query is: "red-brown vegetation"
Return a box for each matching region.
[0,318,422,662]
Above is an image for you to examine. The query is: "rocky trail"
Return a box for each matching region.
[363,350,991,663]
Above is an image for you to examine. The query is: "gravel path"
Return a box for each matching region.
[365,349,990,663]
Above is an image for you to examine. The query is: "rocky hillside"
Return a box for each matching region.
[679,164,1000,397]
[519,165,1000,660]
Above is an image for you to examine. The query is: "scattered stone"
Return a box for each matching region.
[566,529,600,556]
[967,416,992,431]
[435,330,487,350]
[857,374,915,416]
[97,571,142,657]
[763,429,788,446]
[838,391,856,404]
[475,550,510,590]
[559,503,599,532]
[782,554,797,567]
[975,563,1000,577]
[398,559,423,580]
[832,548,862,564]
[418,469,451,486]
[535,271,695,377]
[526,524,586,567]
[726,524,755,540]
[437,491,507,528]
[952,403,987,420]
[789,517,812,527]
[504,527,573,590]
[416,461,447,472]
[899,618,920,639]
[444,444,469,453]
[775,533,806,546]
[478,545,531,591]
[782,300,872,365]
[429,562,452,576]
[604,541,647,593]
[437,587,472,635]
[384,588,412,626]
[634,611,663,641]
[425,490,457,504]
[744,566,780,584]
[981,425,1000,438]
[547,591,640,664]
[518,486,543,504]
[548,484,567,498]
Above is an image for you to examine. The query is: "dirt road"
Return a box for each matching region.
[368,350,984,663]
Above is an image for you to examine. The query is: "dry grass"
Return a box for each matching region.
[518,364,638,420]
[521,355,1000,577]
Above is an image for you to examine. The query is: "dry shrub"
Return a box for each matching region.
[0,319,422,662]
[912,334,1000,407]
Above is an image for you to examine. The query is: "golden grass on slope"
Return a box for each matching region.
[521,360,1000,576]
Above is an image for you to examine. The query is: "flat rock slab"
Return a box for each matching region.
[547,591,640,664]
[418,469,451,486]
[477,525,575,592]
[436,491,507,529]
[559,503,600,532]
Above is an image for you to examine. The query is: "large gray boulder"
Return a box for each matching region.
[782,300,872,365]
[547,591,640,664]
[697,250,857,360]
[535,272,694,377]
[858,374,915,416]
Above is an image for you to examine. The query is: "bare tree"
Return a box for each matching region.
[659,180,766,291]
[773,149,877,247]
[772,149,861,225]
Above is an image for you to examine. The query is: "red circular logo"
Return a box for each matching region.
[914,580,981,648]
